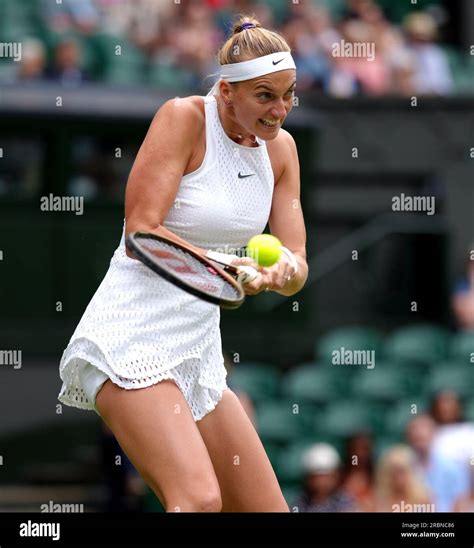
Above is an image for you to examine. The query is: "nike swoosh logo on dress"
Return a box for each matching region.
[238,172,255,179]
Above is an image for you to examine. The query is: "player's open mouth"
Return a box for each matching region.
[259,118,280,129]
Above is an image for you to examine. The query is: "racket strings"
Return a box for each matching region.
[140,238,241,301]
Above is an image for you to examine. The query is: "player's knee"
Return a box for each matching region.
[166,485,222,512]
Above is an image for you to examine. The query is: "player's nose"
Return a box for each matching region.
[271,100,286,119]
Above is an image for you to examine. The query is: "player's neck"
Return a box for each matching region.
[216,96,259,147]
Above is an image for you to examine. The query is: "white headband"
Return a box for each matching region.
[220,52,296,82]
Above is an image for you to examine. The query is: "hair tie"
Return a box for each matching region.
[240,22,256,31]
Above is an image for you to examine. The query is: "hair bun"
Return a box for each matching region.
[233,17,262,35]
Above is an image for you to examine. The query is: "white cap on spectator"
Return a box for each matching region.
[302,443,341,474]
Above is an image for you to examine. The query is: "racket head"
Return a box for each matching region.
[126,231,246,309]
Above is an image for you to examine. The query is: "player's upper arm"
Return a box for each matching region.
[268,130,306,260]
[125,97,203,236]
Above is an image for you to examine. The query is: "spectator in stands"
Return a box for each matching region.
[163,0,222,89]
[403,12,453,95]
[451,255,474,330]
[453,466,474,512]
[45,37,90,87]
[354,1,416,95]
[17,39,47,82]
[430,390,464,425]
[374,445,433,512]
[341,431,375,511]
[430,419,473,511]
[329,18,391,96]
[282,4,339,92]
[95,0,174,52]
[341,0,378,22]
[40,0,99,34]
[406,414,468,511]
[295,443,358,512]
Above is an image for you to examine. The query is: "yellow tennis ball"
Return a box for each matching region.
[246,234,282,267]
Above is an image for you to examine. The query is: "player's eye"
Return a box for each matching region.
[257,92,272,99]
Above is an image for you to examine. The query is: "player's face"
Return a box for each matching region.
[232,69,296,141]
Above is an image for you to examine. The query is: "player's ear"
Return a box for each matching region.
[220,80,234,106]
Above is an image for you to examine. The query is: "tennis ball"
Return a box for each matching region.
[246,234,282,267]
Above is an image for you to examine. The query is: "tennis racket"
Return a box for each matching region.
[125,231,259,309]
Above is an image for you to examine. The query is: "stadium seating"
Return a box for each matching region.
[316,326,385,363]
[255,399,313,443]
[281,362,342,404]
[449,330,474,364]
[384,397,429,437]
[425,361,473,398]
[228,362,280,404]
[230,324,471,501]
[317,401,374,439]
[383,324,451,366]
[350,362,408,403]
[87,33,146,85]
[276,440,315,484]
[148,62,191,90]
[465,397,474,422]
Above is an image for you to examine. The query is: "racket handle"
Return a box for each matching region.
[236,265,259,284]
[206,250,238,266]
[205,250,258,283]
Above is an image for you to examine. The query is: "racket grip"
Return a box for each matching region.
[236,265,259,284]
[206,250,239,266]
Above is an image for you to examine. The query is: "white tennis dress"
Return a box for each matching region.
[58,94,274,421]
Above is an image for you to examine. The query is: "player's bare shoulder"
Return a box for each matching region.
[149,95,205,142]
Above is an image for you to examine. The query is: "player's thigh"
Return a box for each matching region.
[196,389,289,512]
[95,379,221,511]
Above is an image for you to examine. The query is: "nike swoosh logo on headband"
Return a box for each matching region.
[272,58,285,65]
[238,172,255,179]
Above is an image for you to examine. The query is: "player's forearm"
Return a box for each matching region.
[275,254,308,297]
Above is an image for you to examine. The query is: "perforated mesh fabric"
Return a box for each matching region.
[58,94,274,421]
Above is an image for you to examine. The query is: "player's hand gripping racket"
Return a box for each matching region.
[126,232,258,309]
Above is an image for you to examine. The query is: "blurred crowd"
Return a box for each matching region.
[295,390,473,513]
[102,383,474,513]
[2,0,468,96]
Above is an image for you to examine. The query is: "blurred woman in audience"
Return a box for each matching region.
[374,445,432,512]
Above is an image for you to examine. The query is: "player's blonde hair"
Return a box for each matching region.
[217,15,291,65]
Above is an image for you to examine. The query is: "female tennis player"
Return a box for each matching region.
[58,15,308,512]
